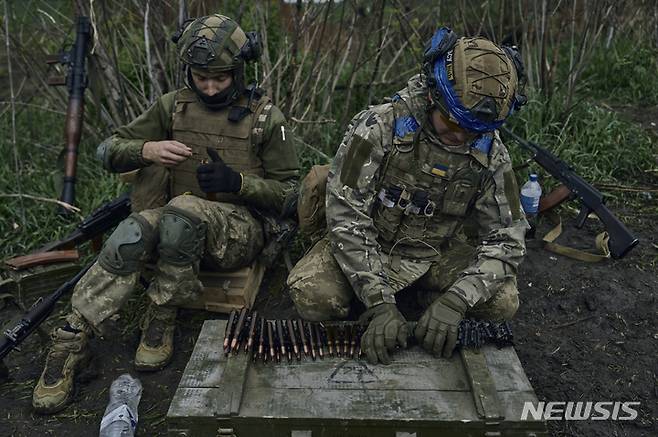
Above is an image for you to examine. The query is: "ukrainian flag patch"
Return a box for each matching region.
[431,163,449,177]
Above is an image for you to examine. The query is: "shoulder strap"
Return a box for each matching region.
[251,96,273,146]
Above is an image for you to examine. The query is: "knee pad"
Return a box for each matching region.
[99,213,156,275]
[158,206,207,266]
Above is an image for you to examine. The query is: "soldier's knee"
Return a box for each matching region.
[99,213,157,275]
[470,279,519,321]
[158,206,207,265]
[289,284,351,322]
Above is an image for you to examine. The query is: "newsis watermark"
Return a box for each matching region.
[521,401,640,421]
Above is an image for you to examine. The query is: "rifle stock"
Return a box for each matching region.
[501,127,639,259]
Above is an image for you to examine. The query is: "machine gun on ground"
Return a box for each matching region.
[501,127,639,259]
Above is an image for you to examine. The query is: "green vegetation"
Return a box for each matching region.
[1,1,656,257]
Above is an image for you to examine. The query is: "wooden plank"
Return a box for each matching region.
[179,260,265,313]
[179,320,225,388]
[484,345,534,392]
[246,351,468,391]
[460,348,504,420]
[238,388,480,421]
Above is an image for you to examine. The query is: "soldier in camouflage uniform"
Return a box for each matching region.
[33,14,299,413]
[288,29,528,365]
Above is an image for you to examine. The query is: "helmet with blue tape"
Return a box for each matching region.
[422,27,527,133]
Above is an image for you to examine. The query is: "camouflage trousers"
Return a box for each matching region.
[287,237,519,322]
[70,194,264,331]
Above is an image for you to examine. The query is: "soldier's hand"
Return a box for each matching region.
[414,291,467,358]
[358,303,408,365]
[196,147,242,193]
[142,140,192,167]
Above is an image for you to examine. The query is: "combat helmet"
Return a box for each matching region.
[423,28,527,133]
[172,14,262,109]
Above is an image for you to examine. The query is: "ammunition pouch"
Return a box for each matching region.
[99,213,157,275]
[297,164,330,239]
[158,206,207,266]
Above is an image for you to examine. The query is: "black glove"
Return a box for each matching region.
[196,147,242,193]
[358,303,408,365]
[414,291,467,358]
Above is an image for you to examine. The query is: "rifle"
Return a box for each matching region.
[4,193,131,270]
[501,127,639,259]
[0,260,94,361]
[46,16,92,213]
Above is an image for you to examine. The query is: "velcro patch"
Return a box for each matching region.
[503,170,522,220]
[394,115,419,138]
[431,163,449,178]
[340,134,375,189]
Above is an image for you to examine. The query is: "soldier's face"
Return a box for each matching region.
[191,71,233,96]
[430,109,478,146]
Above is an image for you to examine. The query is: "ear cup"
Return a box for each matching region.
[502,46,527,111]
[241,31,263,62]
[423,27,459,65]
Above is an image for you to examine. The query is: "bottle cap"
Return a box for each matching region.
[529,174,538,182]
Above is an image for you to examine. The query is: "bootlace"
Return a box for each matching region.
[43,332,79,385]
[141,306,175,347]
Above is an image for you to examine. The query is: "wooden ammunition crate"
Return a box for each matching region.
[167,320,548,437]
[0,261,82,309]
[184,261,265,313]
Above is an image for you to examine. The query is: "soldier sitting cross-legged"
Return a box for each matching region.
[288,28,528,365]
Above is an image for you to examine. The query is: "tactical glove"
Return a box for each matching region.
[196,147,242,193]
[359,303,408,365]
[414,291,467,358]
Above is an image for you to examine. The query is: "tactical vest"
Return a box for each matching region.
[170,88,272,202]
[372,99,492,260]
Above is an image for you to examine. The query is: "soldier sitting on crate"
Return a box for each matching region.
[288,29,528,365]
[33,14,299,414]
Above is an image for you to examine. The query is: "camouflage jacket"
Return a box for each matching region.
[327,75,528,308]
[96,89,299,213]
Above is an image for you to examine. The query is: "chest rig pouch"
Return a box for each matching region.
[170,88,271,202]
[372,102,488,260]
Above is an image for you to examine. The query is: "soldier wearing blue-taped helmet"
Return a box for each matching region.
[288,28,529,366]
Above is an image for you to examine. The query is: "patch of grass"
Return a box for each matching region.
[0,109,124,256]
[579,39,658,105]
[506,88,656,187]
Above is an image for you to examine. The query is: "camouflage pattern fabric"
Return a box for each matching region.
[72,196,264,330]
[289,74,527,319]
[288,236,518,321]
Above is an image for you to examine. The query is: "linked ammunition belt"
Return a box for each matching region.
[223,308,513,364]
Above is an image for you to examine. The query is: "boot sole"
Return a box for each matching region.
[134,351,173,372]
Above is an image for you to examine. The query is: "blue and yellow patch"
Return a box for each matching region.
[394,115,419,138]
[431,163,449,177]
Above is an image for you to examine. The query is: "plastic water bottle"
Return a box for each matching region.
[520,174,542,238]
[99,374,143,437]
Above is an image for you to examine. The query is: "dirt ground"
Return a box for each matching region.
[1,199,656,436]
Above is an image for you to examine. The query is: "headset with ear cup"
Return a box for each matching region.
[422,27,527,132]
[240,31,262,63]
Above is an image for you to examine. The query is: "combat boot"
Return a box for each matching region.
[134,303,177,371]
[32,326,91,414]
